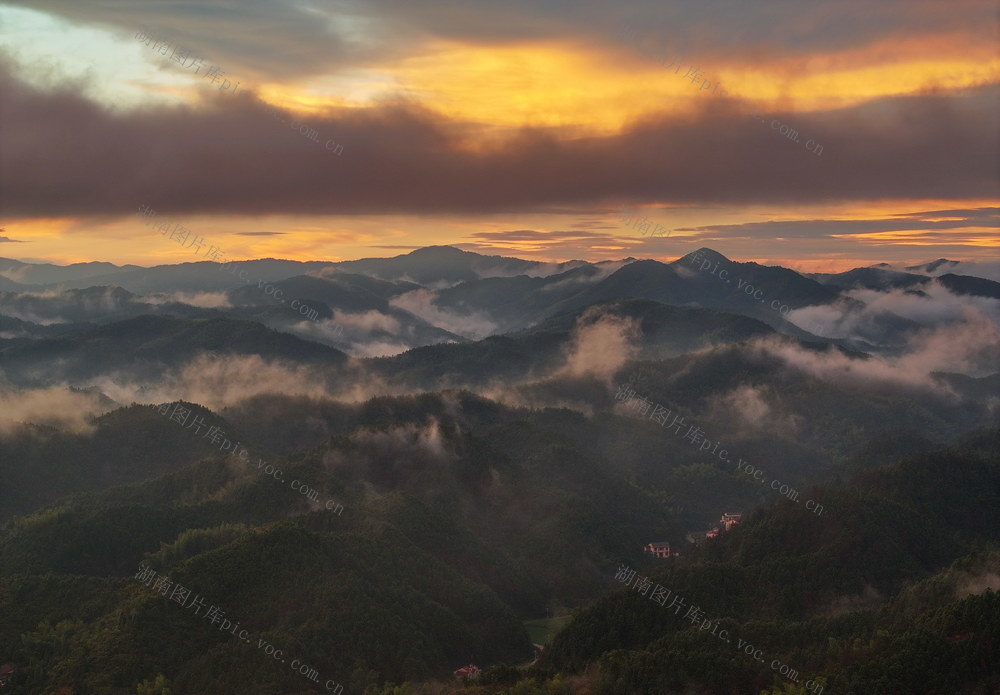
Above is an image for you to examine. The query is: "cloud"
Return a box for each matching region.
[88,353,338,410]
[787,281,1000,342]
[389,288,498,339]
[558,305,641,382]
[320,420,454,494]
[956,573,1000,598]
[2,1,360,83]
[707,383,801,435]
[143,291,232,308]
[0,286,135,324]
[348,340,414,358]
[12,0,996,80]
[1,60,997,219]
[331,309,401,334]
[0,235,25,243]
[282,316,349,344]
[901,256,1000,283]
[0,385,111,434]
[678,207,1000,247]
[280,311,422,358]
[460,229,641,262]
[755,310,1000,393]
[717,384,771,423]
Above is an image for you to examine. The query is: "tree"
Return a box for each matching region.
[136,673,172,695]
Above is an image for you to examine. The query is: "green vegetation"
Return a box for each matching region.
[523,617,572,647]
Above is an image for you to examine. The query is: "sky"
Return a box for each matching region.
[0,0,997,271]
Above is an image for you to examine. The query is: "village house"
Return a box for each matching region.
[720,512,743,531]
[644,541,674,559]
[687,512,744,546]
[454,664,481,680]
[0,664,15,687]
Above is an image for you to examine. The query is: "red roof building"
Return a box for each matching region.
[720,513,743,531]
[644,541,674,558]
[454,664,481,679]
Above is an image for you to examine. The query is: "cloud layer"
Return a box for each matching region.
[1,61,996,219]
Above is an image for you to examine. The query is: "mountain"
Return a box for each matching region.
[0,402,225,521]
[807,266,931,291]
[0,390,693,691]
[935,272,1000,299]
[6,247,973,358]
[545,250,839,334]
[0,257,142,286]
[335,245,595,285]
[0,285,221,326]
[809,266,1000,298]
[906,258,961,274]
[417,249,842,345]
[0,276,29,292]
[0,315,349,384]
[48,259,334,294]
[0,246,997,694]
[225,273,463,350]
[540,429,1000,694]
[369,298,779,390]
[429,264,617,334]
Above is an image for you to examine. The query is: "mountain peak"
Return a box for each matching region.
[406,246,470,258]
[677,247,732,265]
[906,258,958,273]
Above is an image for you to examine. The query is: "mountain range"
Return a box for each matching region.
[0,246,997,694]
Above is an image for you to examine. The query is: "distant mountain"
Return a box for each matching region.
[541,249,839,336]
[0,257,142,286]
[1,246,998,695]
[0,402,225,521]
[0,285,221,326]
[370,298,779,389]
[808,265,1000,298]
[430,264,619,333]
[906,258,961,274]
[0,315,349,384]
[0,246,994,373]
[0,314,95,343]
[335,245,595,284]
[228,273,412,313]
[935,273,1000,299]
[807,266,931,291]
[49,259,334,294]
[413,249,840,344]
[227,273,464,349]
[903,257,1000,283]
[0,275,29,292]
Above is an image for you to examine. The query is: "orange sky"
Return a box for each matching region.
[0,1,997,268]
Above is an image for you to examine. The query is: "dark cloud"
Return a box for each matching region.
[0,62,997,219]
[892,208,1000,221]
[0,236,26,243]
[679,208,1000,241]
[469,229,616,242]
[568,218,619,230]
[10,0,996,79]
[461,229,637,256]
